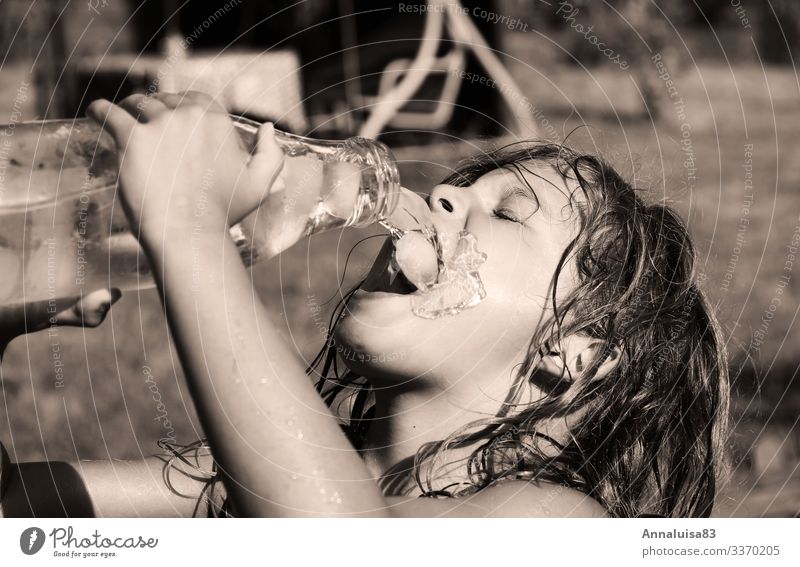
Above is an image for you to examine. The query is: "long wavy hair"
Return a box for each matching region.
[308,142,730,518]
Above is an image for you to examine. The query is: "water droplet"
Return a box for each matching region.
[290,473,298,481]
[286,419,295,427]
[319,487,326,495]
[259,377,268,384]
[296,430,304,440]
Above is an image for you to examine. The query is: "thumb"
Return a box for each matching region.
[55,288,122,328]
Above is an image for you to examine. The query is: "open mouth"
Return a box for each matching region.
[361,239,420,295]
[360,227,488,320]
[389,269,418,295]
[361,185,488,317]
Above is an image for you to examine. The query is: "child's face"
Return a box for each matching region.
[334,161,582,388]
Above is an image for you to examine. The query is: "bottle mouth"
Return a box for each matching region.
[343,137,400,228]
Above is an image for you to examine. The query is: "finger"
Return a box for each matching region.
[117,93,168,122]
[86,99,138,145]
[153,91,227,114]
[54,288,122,328]
[249,123,287,198]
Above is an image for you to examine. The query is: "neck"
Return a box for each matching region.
[361,372,515,495]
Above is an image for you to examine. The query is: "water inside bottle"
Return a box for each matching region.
[0,183,149,305]
[0,152,363,304]
[233,154,364,262]
[0,117,388,305]
[0,153,365,306]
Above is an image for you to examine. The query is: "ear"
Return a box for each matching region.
[537,335,621,381]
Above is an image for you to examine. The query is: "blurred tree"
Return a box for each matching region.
[620,0,677,120]
[548,0,681,119]
[0,0,74,118]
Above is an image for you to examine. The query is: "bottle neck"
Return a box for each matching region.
[340,137,400,228]
[231,116,400,228]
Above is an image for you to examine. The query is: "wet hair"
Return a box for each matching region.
[309,142,730,518]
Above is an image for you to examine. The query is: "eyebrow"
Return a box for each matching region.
[502,162,577,216]
[501,163,543,211]
[500,185,539,209]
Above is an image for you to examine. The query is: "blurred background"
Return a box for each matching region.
[0,0,798,517]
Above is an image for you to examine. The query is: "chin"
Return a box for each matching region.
[332,293,488,386]
[332,305,419,382]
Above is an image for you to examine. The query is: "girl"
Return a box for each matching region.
[0,91,728,518]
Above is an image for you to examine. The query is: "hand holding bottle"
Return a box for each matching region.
[86,91,286,243]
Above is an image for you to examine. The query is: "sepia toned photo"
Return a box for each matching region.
[0,0,797,535]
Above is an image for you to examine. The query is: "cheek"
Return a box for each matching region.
[480,239,550,307]
[471,241,559,349]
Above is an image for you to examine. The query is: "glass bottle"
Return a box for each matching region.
[0,116,399,306]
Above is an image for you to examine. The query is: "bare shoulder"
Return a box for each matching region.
[465,480,608,517]
[385,481,608,518]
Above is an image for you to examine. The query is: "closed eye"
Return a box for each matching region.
[492,208,521,223]
[493,185,539,224]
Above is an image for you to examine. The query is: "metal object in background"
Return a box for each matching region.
[357,0,536,138]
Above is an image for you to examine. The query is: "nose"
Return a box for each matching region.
[429,184,471,229]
